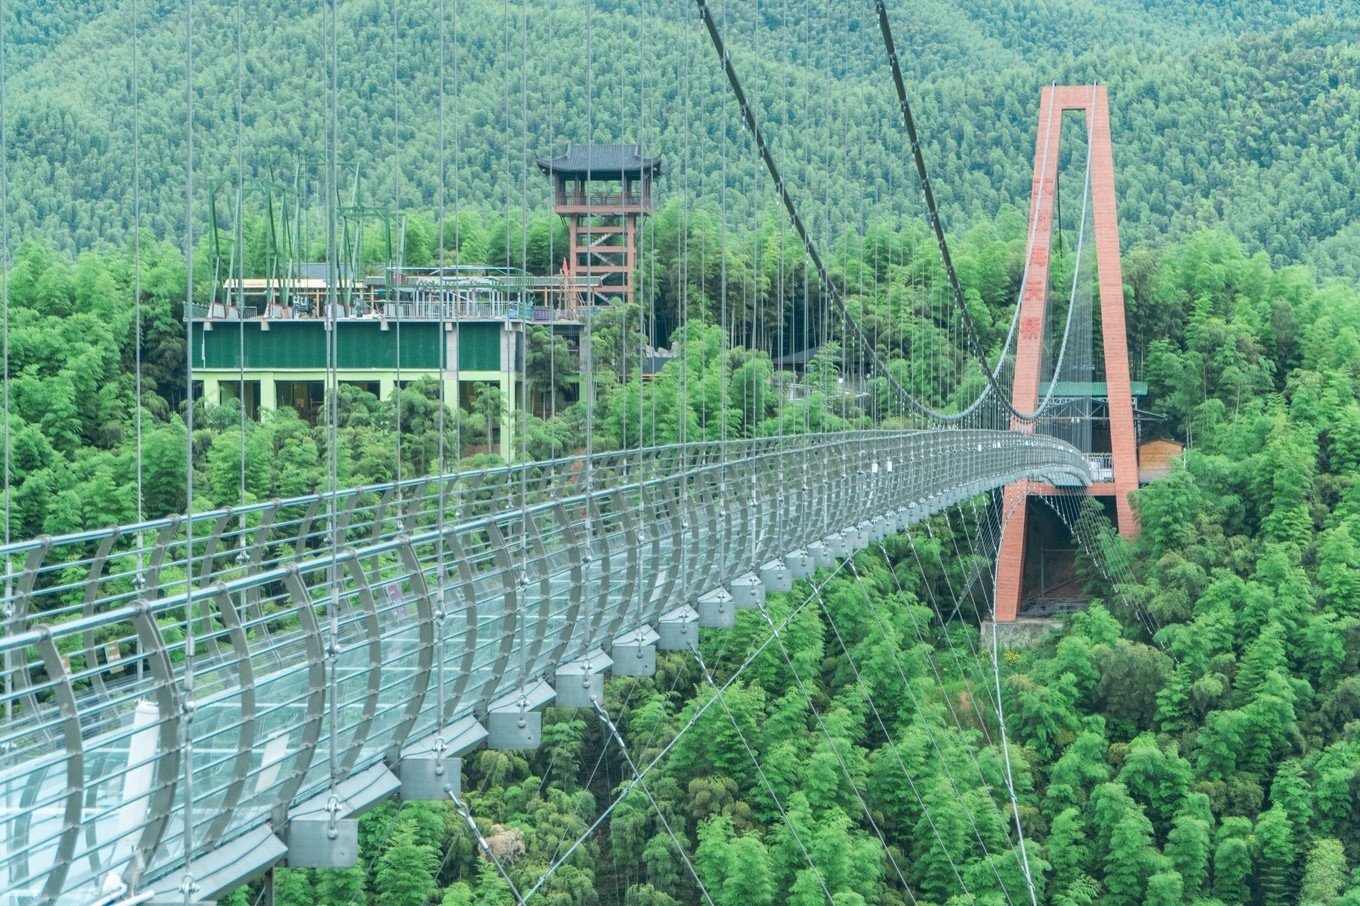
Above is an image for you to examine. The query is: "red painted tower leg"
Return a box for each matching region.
[993,86,1139,623]
[993,484,1031,623]
[993,86,1062,624]
[1089,88,1139,538]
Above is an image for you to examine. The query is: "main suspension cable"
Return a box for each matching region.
[873,3,1098,428]
[696,0,1065,425]
[692,0,952,425]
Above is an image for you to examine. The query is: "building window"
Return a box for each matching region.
[220,380,262,420]
[276,380,325,425]
[340,380,382,400]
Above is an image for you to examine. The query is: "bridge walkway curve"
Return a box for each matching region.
[0,429,1089,904]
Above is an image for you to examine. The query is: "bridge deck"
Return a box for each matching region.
[0,430,1089,903]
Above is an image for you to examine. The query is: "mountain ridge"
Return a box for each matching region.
[5,0,1359,276]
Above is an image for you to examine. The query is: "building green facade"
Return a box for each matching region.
[194,319,521,457]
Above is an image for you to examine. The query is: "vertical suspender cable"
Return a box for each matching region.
[635,0,644,454]
[643,0,654,451]
[180,0,197,899]
[391,0,403,492]
[517,0,529,686]
[630,0,641,619]
[131,0,146,695]
[235,0,247,535]
[500,0,510,295]
[800,4,811,438]
[679,0,690,571]
[434,0,449,749]
[452,0,461,469]
[774,0,787,544]
[750,0,760,367]
[581,0,593,531]
[0,0,11,863]
[0,0,8,574]
[543,0,555,448]
[718,0,728,501]
[324,0,342,827]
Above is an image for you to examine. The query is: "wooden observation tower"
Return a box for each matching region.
[538,143,663,306]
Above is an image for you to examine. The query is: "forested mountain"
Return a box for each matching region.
[12,1,1360,904]
[18,212,1360,903]
[6,0,1360,274]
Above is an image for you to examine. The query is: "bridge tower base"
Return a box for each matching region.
[994,85,1139,623]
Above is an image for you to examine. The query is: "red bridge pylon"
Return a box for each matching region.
[993,85,1139,623]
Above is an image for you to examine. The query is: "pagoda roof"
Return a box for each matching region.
[537,143,663,177]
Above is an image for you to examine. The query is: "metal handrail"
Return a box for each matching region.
[0,430,1090,902]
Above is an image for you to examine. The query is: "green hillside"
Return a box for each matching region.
[6,0,1360,275]
[13,4,1360,904]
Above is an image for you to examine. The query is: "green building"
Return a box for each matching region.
[193,266,589,458]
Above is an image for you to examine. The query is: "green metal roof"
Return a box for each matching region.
[1039,380,1148,398]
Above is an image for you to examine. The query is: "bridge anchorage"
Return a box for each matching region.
[0,431,1090,903]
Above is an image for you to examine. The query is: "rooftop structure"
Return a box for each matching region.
[200,265,597,324]
[537,143,663,180]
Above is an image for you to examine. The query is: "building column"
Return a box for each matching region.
[260,376,279,413]
[499,373,516,461]
[202,377,222,407]
[625,215,638,306]
[993,485,1031,623]
[1089,87,1140,537]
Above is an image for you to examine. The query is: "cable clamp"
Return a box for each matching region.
[325,794,343,839]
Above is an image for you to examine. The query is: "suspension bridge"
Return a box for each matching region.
[2,430,1090,903]
[0,0,1162,903]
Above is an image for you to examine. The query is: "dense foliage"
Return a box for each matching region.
[217,230,1360,906]
[2,216,1341,904]
[11,3,1360,903]
[0,195,1038,536]
[6,0,1360,276]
